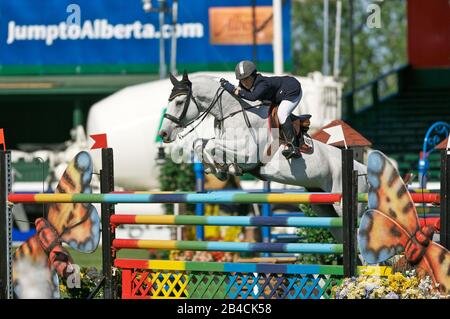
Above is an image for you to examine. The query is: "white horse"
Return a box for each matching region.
[158,73,368,241]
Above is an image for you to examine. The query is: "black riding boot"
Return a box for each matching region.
[281,117,300,159]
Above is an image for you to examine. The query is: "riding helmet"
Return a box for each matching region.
[235,60,257,80]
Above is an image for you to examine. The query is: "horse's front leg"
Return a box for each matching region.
[212,136,259,176]
[193,138,229,180]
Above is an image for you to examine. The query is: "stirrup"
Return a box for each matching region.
[282,143,301,159]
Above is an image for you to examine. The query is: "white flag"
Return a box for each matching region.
[323,125,347,148]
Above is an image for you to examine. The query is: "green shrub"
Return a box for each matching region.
[59,267,123,299]
[159,159,196,214]
[296,204,341,265]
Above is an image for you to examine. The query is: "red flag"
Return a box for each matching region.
[90,133,108,149]
[0,128,5,151]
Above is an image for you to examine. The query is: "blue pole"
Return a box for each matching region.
[418,152,429,189]
[419,121,450,188]
[194,161,205,240]
[262,181,271,257]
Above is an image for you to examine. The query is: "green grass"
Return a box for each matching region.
[67,247,152,270]
[12,244,162,270]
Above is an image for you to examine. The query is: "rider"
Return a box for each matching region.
[220,60,303,159]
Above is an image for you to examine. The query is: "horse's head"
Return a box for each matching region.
[159,71,201,143]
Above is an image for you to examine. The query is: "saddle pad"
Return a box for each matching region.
[268,104,311,137]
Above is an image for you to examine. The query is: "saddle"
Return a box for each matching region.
[268,104,314,155]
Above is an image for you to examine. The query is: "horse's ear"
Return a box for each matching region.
[182,70,189,81]
[169,72,178,86]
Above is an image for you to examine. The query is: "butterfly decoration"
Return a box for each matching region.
[358,150,450,293]
[13,151,101,298]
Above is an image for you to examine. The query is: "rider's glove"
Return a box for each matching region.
[220,78,235,94]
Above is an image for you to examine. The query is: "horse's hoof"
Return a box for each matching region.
[204,167,212,174]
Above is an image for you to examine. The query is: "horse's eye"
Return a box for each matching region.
[176,101,183,107]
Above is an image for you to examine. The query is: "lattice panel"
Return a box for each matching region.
[226,273,341,299]
[186,273,229,299]
[122,269,342,299]
[125,270,189,299]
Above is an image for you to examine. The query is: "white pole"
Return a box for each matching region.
[158,0,167,79]
[174,203,182,240]
[333,0,342,78]
[323,0,330,75]
[273,0,284,74]
[170,0,178,75]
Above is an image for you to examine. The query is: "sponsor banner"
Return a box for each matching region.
[209,6,274,45]
[0,0,291,74]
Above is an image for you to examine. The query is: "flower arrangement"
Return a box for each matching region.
[59,267,104,299]
[170,250,237,262]
[333,270,450,299]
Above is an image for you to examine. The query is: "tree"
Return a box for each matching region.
[292,0,407,91]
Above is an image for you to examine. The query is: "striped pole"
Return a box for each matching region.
[356,192,439,203]
[112,239,343,254]
[7,193,342,204]
[110,215,343,228]
[115,259,392,277]
[8,192,440,204]
[115,258,344,275]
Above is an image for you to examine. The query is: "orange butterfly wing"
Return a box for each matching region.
[366,150,420,235]
[46,151,100,253]
[358,209,410,264]
[13,235,46,266]
[13,235,60,298]
[418,242,450,293]
[361,150,450,293]
[358,150,420,264]
[13,152,100,298]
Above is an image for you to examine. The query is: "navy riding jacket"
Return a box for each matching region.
[238,74,302,104]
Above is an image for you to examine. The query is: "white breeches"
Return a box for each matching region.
[277,93,302,124]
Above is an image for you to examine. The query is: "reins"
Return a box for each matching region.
[177,87,225,139]
[170,84,263,140]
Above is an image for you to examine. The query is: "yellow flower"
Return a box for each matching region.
[410,278,419,287]
[59,284,67,294]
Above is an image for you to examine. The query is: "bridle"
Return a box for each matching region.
[164,86,201,125]
[164,83,226,139]
[164,78,256,140]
